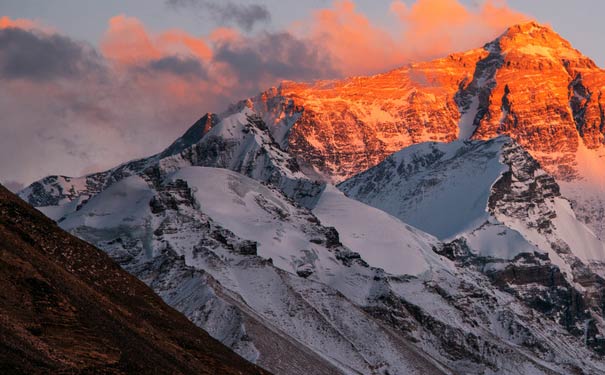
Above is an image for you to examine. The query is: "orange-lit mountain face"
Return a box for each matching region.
[279,21,603,181]
[271,21,605,237]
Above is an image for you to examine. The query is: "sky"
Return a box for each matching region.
[0,0,603,191]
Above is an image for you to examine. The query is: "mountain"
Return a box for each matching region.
[17,21,605,374]
[278,22,593,176]
[20,22,605,237]
[0,183,268,374]
[280,21,605,239]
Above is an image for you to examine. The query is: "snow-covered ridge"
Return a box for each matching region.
[22,91,323,217]
[340,136,605,265]
[340,137,510,240]
[313,184,447,276]
[340,135,605,356]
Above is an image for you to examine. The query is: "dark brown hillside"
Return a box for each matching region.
[0,183,270,375]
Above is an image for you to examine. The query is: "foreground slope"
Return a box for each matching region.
[0,184,268,375]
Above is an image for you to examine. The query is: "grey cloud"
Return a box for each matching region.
[0,27,104,81]
[213,31,338,83]
[167,0,270,31]
[147,56,207,78]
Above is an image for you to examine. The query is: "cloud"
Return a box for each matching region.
[0,27,104,81]
[101,15,163,65]
[296,0,530,76]
[167,0,271,31]
[147,55,207,78]
[212,31,337,84]
[0,15,336,187]
[0,16,38,30]
[100,14,336,92]
[390,0,530,58]
[300,0,402,77]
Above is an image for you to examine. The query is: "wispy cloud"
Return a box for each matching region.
[166,0,271,31]
[1,180,24,193]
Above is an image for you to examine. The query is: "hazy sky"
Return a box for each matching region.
[0,0,603,190]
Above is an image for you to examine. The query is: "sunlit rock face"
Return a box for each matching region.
[279,21,605,237]
[281,48,485,182]
[280,22,604,181]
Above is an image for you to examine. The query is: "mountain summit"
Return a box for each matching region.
[496,21,584,54]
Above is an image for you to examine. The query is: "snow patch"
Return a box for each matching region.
[313,185,450,276]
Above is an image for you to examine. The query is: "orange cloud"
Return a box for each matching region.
[0,16,38,30]
[101,15,163,65]
[157,30,213,61]
[99,1,529,87]
[303,0,402,77]
[301,0,530,76]
[208,27,241,44]
[390,0,530,58]
[101,15,212,67]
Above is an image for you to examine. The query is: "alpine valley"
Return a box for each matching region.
[18,22,605,374]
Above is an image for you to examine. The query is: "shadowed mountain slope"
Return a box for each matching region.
[0,184,269,375]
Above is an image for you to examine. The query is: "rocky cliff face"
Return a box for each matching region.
[282,49,481,182]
